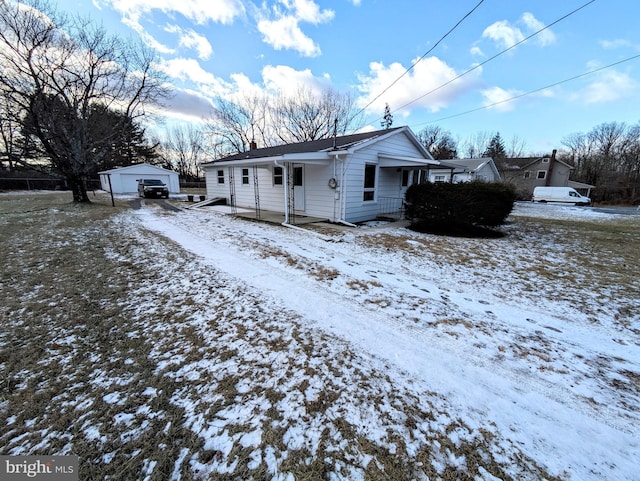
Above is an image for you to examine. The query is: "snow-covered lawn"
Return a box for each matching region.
[1,193,638,480]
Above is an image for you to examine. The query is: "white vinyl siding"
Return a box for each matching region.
[203,128,434,223]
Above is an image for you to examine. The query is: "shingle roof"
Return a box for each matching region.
[447,157,493,171]
[208,127,404,163]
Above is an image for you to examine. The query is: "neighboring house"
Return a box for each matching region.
[427,157,501,184]
[496,150,594,200]
[202,126,457,224]
[99,163,180,194]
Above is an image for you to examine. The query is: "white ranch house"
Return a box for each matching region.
[202,127,460,224]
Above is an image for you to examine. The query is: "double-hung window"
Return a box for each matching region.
[273,166,283,185]
[363,163,376,201]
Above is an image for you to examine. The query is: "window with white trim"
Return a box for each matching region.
[537,170,546,179]
[363,163,376,201]
[217,170,224,184]
[434,175,446,183]
[273,166,283,185]
[242,168,249,184]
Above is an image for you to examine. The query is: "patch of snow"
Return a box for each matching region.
[129,201,638,481]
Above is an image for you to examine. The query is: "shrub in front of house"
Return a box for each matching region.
[404,181,516,236]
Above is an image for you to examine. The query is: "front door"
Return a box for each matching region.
[293,164,305,211]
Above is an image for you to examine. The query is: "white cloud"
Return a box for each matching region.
[165,25,213,60]
[482,12,555,50]
[100,0,245,25]
[599,38,640,51]
[575,71,637,104]
[355,56,481,116]
[470,45,484,57]
[156,57,220,86]
[257,16,321,57]
[96,0,244,52]
[261,64,331,94]
[121,16,175,54]
[521,12,556,46]
[285,0,334,24]
[256,0,333,56]
[599,39,631,49]
[482,20,524,50]
[480,86,521,112]
[161,87,215,121]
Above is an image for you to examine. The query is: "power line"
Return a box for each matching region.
[412,53,640,126]
[369,0,595,125]
[352,0,485,121]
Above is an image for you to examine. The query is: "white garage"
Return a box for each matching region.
[99,163,180,195]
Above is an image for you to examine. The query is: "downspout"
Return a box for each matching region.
[274,159,289,224]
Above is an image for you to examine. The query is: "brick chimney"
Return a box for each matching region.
[249,140,257,150]
[545,149,557,186]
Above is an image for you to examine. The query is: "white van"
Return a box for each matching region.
[532,186,591,206]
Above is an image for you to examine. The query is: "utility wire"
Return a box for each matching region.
[352,0,485,120]
[412,53,640,126]
[369,0,595,125]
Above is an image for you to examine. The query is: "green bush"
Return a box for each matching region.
[405,181,516,233]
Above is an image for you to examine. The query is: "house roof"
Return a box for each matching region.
[497,156,574,171]
[446,157,493,171]
[202,126,434,167]
[98,163,178,175]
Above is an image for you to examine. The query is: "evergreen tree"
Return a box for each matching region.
[381,103,393,129]
[483,132,507,159]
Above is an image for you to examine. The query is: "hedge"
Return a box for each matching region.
[404,181,516,230]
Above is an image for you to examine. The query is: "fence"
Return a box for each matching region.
[0,177,102,191]
[377,196,405,220]
[0,177,67,191]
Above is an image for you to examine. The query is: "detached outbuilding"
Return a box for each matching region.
[99,163,180,194]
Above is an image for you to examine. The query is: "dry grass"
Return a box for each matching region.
[0,192,595,480]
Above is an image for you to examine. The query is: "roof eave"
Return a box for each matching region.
[203,152,333,168]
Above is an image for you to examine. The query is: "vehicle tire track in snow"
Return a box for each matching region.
[135,207,638,480]
[142,208,638,436]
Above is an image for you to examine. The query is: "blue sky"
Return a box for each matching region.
[65,0,640,154]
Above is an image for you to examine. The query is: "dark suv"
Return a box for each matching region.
[137,179,169,198]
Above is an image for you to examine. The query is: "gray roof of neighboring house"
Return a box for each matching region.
[497,156,575,171]
[445,157,493,171]
[204,127,405,164]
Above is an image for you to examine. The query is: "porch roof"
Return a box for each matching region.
[201,151,341,168]
[377,154,460,169]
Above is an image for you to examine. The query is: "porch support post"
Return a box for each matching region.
[275,160,289,224]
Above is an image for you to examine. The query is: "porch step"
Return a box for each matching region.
[185,197,227,209]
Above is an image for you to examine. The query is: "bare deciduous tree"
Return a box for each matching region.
[272,86,363,144]
[416,125,457,159]
[159,124,208,181]
[505,134,527,158]
[0,0,167,201]
[460,131,493,159]
[208,94,270,154]
[562,121,640,201]
[206,86,364,155]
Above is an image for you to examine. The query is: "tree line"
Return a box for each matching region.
[417,123,640,202]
